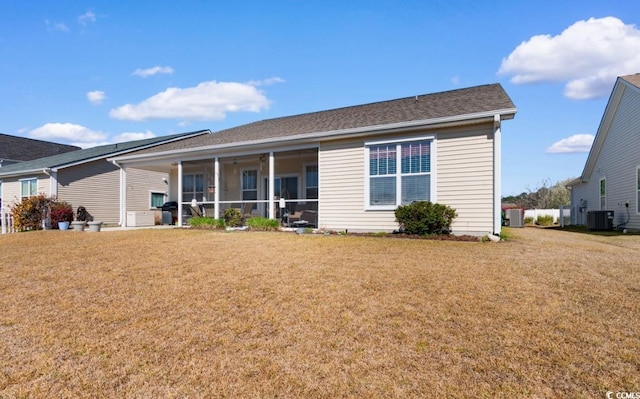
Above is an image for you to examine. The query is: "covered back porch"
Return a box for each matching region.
[120,147,319,227]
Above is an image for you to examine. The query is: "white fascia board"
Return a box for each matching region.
[0,168,49,178]
[111,109,516,164]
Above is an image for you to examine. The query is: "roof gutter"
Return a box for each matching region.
[111,108,517,163]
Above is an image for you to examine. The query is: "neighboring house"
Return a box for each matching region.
[0,133,80,207]
[568,73,640,230]
[112,84,517,235]
[0,133,81,167]
[0,130,209,227]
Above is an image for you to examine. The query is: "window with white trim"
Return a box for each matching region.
[150,192,166,208]
[20,178,37,200]
[367,139,432,208]
[599,178,606,210]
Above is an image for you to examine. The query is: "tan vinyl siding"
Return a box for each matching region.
[57,160,121,224]
[319,124,496,234]
[438,125,495,234]
[1,174,50,208]
[125,168,168,212]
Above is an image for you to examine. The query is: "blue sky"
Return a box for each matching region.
[1,1,640,196]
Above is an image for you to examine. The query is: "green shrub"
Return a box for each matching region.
[536,215,554,226]
[223,208,244,227]
[524,216,534,225]
[394,201,457,235]
[189,217,225,229]
[246,217,279,231]
[50,202,74,229]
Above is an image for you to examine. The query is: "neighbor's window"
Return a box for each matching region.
[183,174,204,202]
[20,178,37,200]
[367,139,432,208]
[150,192,166,208]
[305,164,318,199]
[600,178,606,210]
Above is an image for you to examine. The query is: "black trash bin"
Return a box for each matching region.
[159,201,178,225]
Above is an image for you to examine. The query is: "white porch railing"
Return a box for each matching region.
[1,206,15,234]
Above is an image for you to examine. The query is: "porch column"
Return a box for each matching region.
[493,114,502,236]
[214,157,220,219]
[268,152,275,219]
[177,161,183,226]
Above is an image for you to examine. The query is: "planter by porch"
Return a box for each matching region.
[87,221,103,232]
[58,221,70,231]
[71,221,86,232]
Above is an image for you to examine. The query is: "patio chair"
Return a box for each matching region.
[242,202,254,219]
[292,210,317,228]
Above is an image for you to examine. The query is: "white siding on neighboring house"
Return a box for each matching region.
[57,160,121,224]
[575,85,640,230]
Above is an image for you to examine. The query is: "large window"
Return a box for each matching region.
[305,164,318,199]
[20,178,37,200]
[599,178,606,210]
[182,174,204,202]
[367,139,432,208]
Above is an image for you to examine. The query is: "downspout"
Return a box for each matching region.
[493,114,502,236]
[111,160,126,226]
[42,168,57,198]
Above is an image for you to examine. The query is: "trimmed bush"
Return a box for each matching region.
[246,217,280,231]
[524,216,534,225]
[223,208,244,227]
[394,201,457,235]
[189,217,225,229]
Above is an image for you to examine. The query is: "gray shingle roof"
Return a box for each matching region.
[0,133,80,163]
[127,83,516,155]
[0,130,209,176]
[621,73,640,88]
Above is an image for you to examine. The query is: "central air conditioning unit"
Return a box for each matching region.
[587,210,614,231]
[505,209,524,228]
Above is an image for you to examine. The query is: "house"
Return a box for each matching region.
[111,84,517,235]
[0,133,80,167]
[0,133,81,208]
[568,73,640,231]
[0,130,209,229]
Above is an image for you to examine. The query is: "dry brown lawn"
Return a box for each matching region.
[0,227,638,398]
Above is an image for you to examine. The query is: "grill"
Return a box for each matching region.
[159,201,178,225]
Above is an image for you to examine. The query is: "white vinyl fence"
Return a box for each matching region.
[524,206,571,226]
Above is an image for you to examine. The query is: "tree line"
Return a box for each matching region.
[502,178,573,209]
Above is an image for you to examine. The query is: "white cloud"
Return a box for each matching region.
[498,17,640,99]
[87,90,106,105]
[45,20,69,32]
[547,134,595,154]
[110,80,274,121]
[112,130,156,143]
[132,66,174,78]
[246,77,285,86]
[78,11,96,26]
[29,123,107,149]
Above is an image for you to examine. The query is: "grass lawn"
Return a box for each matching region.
[1,227,638,398]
